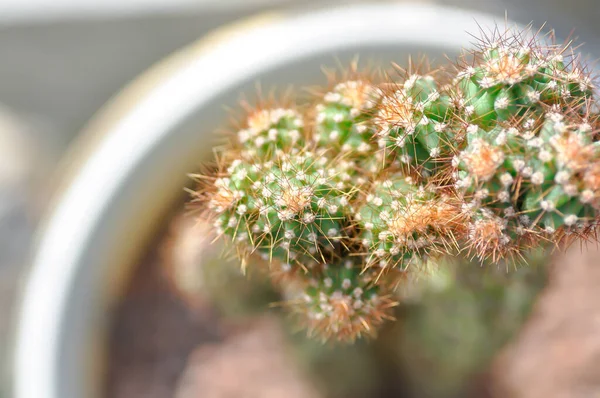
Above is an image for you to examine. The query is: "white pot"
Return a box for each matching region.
[12,4,504,398]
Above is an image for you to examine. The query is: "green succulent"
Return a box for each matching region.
[375,74,453,175]
[356,172,461,269]
[453,36,593,129]
[195,24,599,343]
[237,107,305,159]
[451,31,598,262]
[289,257,396,342]
[210,148,360,267]
[370,254,546,398]
[312,80,380,156]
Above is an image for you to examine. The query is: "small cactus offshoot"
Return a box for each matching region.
[312,79,379,156]
[288,257,398,342]
[190,23,599,342]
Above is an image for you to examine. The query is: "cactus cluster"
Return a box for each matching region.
[451,31,599,262]
[191,25,599,342]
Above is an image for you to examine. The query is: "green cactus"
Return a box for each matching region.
[311,78,393,177]
[312,80,380,156]
[522,111,600,233]
[374,72,453,175]
[237,107,305,159]
[286,257,398,342]
[356,172,463,270]
[450,29,598,262]
[452,110,600,263]
[209,147,361,268]
[163,217,280,319]
[378,256,548,398]
[453,32,593,129]
[452,119,543,261]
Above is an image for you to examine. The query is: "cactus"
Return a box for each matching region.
[189,22,599,344]
[374,70,454,175]
[522,111,600,233]
[285,257,398,342]
[356,172,463,270]
[237,107,306,159]
[452,28,593,128]
[162,216,280,318]
[312,79,380,157]
[207,149,364,269]
[378,256,548,398]
[450,28,598,263]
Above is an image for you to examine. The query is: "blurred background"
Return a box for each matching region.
[1,0,600,397]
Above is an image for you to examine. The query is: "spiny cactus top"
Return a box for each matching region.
[237,108,305,159]
[356,172,463,269]
[454,108,600,261]
[192,24,599,342]
[290,257,397,342]
[312,80,379,155]
[453,31,593,128]
[375,72,453,175]
[209,148,361,267]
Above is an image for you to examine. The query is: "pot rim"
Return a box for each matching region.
[11,4,505,398]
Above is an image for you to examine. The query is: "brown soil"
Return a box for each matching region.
[174,316,319,398]
[104,233,224,398]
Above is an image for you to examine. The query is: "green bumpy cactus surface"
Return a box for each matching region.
[375,73,453,174]
[522,111,600,232]
[453,119,543,261]
[454,37,593,128]
[451,31,598,262]
[289,257,397,342]
[237,108,305,159]
[312,80,380,156]
[210,150,361,267]
[356,172,462,269]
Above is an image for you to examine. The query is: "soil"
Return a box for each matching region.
[174,316,319,398]
[104,230,223,398]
